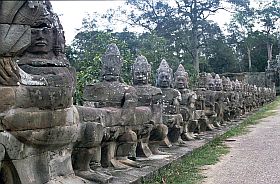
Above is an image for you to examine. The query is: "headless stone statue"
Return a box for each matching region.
[174,64,198,140]
[132,55,168,156]
[0,1,89,183]
[82,44,141,170]
[156,59,185,146]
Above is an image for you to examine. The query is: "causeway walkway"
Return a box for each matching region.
[202,107,280,184]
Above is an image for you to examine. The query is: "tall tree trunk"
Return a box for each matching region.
[193,46,199,73]
[247,47,252,72]
[267,42,273,61]
[192,0,199,73]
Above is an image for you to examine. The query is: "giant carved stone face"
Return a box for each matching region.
[27,27,54,54]
[174,75,187,89]
[157,71,171,88]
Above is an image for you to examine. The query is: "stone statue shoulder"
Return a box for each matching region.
[180,89,195,103]
[161,88,181,103]
[83,81,137,106]
[134,85,162,96]
[134,85,162,106]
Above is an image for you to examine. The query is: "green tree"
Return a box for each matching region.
[106,0,249,73]
[227,7,256,71]
[256,0,280,62]
[68,16,137,104]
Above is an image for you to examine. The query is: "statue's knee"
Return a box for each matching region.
[118,130,137,143]
[78,122,104,148]
[149,124,168,141]
[157,124,168,135]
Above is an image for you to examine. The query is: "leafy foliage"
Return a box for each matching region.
[66,0,280,104]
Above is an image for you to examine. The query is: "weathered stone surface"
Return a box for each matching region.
[0,1,48,56]
[84,82,137,106]
[132,55,168,157]
[0,1,277,183]
[0,1,88,183]
[2,107,78,131]
[0,57,21,86]
[75,106,104,145]
[0,87,15,112]
[0,1,45,25]
[9,124,79,148]
[0,24,31,55]
[156,59,185,145]
[0,1,25,23]
[174,64,198,140]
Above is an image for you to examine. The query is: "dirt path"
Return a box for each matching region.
[202,108,280,184]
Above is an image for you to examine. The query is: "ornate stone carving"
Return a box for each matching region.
[211,74,226,125]
[82,44,142,172]
[174,64,198,140]
[203,73,217,129]
[0,1,88,183]
[222,76,232,122]
[132,55,168,156]
[156,59,185,146]
[193,72,211,133]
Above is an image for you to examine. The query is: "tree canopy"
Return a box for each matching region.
[66,0,280,104]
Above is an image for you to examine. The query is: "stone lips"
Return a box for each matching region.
[0,1,49,56]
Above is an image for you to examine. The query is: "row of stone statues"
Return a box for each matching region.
[77,44,276,183]
[0,1,276,183]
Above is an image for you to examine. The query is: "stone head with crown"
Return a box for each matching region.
[132,55,151,85]
[174,64,189,89]
[101,43,123,82]
[156,59,173,88]
[25,1,65,57]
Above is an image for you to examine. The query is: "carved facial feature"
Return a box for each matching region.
[215,80,223,91]
[223,83,231,91]
[157,71,171,88]
[198,73,207,88]
[102,65,120,82]
[174,76,188,89]
[28,27,54,54]
[133,70,149,85]
[207,80,215,91]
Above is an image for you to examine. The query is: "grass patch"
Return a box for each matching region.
[144,97,280,184]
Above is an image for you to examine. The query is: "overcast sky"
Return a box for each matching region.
[51,1,231,45]
[51,1,126,44]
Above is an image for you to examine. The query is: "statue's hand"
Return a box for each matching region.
[0,57,20,86]
[123,92,137,108]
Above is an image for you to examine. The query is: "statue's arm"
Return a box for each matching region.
[0,57,20,86]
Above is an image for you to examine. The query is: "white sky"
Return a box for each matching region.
[51,1,126,44]
[51,1,232,45]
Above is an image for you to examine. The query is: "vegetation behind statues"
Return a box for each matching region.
[66,0,280,105]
